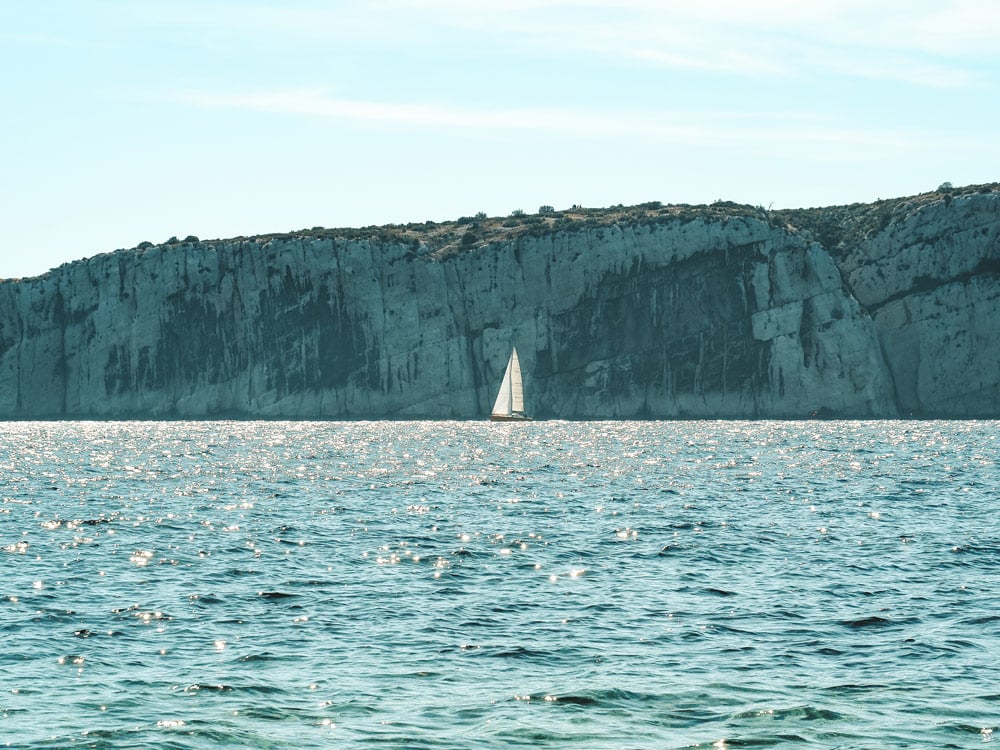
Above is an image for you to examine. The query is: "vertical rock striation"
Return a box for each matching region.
[1,186,997,418]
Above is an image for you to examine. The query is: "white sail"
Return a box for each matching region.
[491,347,527,419]
[491,352,514,416]
[508,348,524,414]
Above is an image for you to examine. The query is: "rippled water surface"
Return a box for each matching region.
[1,420,998,748]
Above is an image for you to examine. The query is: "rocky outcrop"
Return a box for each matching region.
[1,185,997,418]
[832,189,1000,416]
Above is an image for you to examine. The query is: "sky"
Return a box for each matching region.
[1,0,999,280]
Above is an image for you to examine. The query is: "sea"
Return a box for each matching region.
[1,420,997,748]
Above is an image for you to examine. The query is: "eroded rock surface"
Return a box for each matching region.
[1,186,997,418]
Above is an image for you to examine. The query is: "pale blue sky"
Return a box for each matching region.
[2,0,998,279]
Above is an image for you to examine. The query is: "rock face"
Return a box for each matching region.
[1,187,998,418]
[834,190,1000,417]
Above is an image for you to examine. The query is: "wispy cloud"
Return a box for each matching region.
[120,1,999,90]
[813,49,985,89]
[0,30,88,48]
[387,0,999,88]
[175,87,916,150]
[628,46,788,77]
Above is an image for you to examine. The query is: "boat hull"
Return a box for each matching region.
[490,414,533,422]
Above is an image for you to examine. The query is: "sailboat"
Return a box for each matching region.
[490,347,531,421]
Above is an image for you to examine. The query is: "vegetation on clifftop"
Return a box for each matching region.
[126,182,999,261]
[772,182,1000,254]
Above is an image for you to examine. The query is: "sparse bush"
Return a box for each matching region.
[510,209,525,218]
[539,205,555,214]
[938,181,954,192]
[137,241,153,249]
[165,236,180,245]
[183,235,199,243]
[461,231,477,246]
[475,211,487,220]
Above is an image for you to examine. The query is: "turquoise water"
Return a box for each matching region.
[1,420,998,748]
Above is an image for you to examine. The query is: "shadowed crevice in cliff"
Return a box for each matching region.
[862,256,1000,315]
[535,247,771,418]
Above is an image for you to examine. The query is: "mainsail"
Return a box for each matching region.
[491,347,529,420]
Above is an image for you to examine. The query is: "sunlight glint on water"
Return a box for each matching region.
[1,420,998,748]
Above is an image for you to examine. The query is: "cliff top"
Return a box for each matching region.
[773,181,1000,255]
[182,181,1000,257]
[9,182,1000,281]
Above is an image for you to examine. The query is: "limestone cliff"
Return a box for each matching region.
[1,184,997,418]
